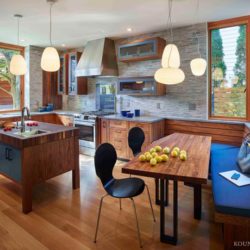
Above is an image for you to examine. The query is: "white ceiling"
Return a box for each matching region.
[0,0,249,49]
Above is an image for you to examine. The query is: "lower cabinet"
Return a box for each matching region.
[0,143,21,182]
[100,119,165,160]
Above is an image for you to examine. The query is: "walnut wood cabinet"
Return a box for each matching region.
[66,52,88,95]
[100,118,165,160]
[117,37,166,62]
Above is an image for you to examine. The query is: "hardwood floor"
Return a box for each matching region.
[0,155,223,250]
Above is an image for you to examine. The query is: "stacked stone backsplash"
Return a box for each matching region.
[25,46,44,111]
[62,78,97,112]
[115,23,208,119]
[61,23,208,119]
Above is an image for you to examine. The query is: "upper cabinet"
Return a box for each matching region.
[118,37,166,63]
[117,77,166,96]
[57,55,65,95]
[56,51,88,95]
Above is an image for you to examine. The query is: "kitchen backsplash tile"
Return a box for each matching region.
[60,23,208,119]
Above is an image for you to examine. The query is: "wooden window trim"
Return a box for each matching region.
[0,42,25,113]
[208,16,250,121]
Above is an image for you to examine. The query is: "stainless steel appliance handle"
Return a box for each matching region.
[74,122,96,126]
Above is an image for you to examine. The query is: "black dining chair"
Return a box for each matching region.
[94,143,155,248]
[128,127,145,156]
[128,127,162,205]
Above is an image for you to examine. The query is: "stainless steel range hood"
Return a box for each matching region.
[75,38,118,77]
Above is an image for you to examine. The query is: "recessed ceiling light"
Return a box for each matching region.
[127,27,132,32]
[62,44,66,47]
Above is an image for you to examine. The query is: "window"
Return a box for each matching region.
[208,17,249,120]
[0,43,24,112]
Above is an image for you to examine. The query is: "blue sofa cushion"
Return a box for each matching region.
[211,146,250,217]
[209,143,240,178]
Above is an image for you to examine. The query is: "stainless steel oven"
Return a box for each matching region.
[74,115,97,156]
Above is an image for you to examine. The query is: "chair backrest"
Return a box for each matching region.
[94,143,117,187]
[128,127,145,156]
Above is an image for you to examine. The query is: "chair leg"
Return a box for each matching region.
[119,199,122,210]
[130,198,143,248]
[145,184,156,222]
[94,194,108,243]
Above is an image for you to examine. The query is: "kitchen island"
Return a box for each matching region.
[0,122,79,213]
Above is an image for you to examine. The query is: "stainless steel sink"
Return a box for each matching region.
[14,129,49,137]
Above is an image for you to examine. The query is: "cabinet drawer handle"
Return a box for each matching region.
[5,148,13,161]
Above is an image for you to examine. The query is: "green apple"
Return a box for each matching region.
[163,147,171,154]
[139,154,146,162]
[180,153,187,161]
[150,148,156,154]
[171,150,179,158]
[155,145,162,152]
[150,158,157,166]
[151,152,158,158]
[161,154,169,162]
[156,156,162,163]
[146,154,152,162]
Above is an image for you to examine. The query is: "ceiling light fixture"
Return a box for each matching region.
[154,0,185,85]
[10,14,27,76]
[41,0,60,72]
[127,27,132,32]
[190,0,207,76]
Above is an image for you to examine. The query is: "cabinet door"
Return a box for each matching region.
[8,147,21,182]
[0,143,21,182]
[0,143,9,176]
[57,56,65,94]
[68,53,77,95]
[101,119,108,143]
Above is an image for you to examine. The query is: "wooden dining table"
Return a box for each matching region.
[122,133,211,245]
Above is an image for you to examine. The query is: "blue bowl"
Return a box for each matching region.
[121,110,130,117]
[127,112,134,118]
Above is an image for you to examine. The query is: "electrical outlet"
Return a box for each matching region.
[188,103,196,111]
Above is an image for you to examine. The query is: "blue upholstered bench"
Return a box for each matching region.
[210,143,250,217]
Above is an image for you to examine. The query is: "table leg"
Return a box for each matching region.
[194,184,202,220]
[160,179,178,245]
[184,182,202,220]
[73,137,80,190]
[156,179,168,206]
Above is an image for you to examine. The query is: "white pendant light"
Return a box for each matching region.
[154,0,185,85]
[190,58,207,76]
[41,0,60,72]
[10,14,27,76]
[161,44,180,68]
[155,68,185,85]
[190,0,207,76]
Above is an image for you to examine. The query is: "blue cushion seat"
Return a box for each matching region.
[210,143,250,217]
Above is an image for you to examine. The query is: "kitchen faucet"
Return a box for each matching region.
[20,107,31,132]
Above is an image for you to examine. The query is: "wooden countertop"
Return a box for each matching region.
[0,121,79,149]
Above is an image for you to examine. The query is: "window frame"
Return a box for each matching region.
[0,42,25,113]
[208,16,250,121]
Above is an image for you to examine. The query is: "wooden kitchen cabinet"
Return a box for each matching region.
[100,118,165,160]
[56,115,74,127]
[57,55,66,94]
[66,52,88,95]
[100,119,109,144]
[118,37,166,62]
[0,142,21,182]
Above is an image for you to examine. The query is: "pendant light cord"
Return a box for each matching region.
[167,0,173,42]
[194,0,201,57]
[49,2,53,46]
[166,0,174,68]
[17,17,20,45]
